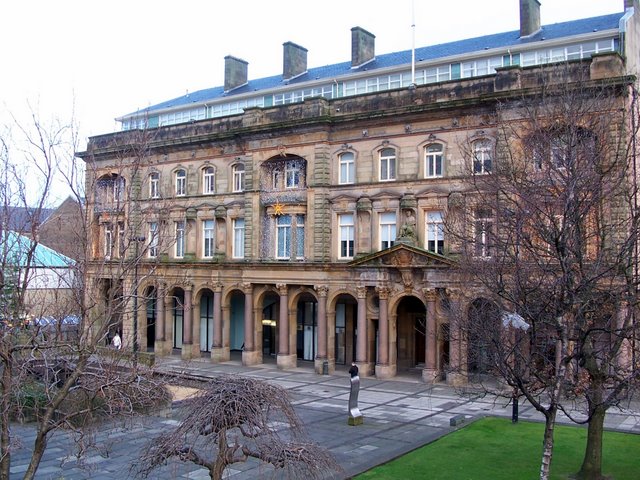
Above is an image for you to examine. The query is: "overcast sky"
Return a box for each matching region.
[0,0,624,202]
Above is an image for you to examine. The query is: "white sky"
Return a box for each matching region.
[0,0,623,202]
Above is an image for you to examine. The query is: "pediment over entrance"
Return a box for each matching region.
[348,243,454,269]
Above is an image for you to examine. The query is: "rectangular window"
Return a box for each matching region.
[104,224,113,258]
[118,221,126,257]
[233,164,245,193]
[339,152,355,184]
[380,212,396,250]
[175,220,185,258]
[425,144,444,178]
[149,173,159,199]
[276,215,292,259]
[148,222,158,258]
[473,140,492,174]
[175,170,186,196]
[285,161,301,189]
[233,218,245,259]
[203,167,215,194]
[426,211,444,254]
[379,148,396,181]
[474,209,493,258]
[203,220,215,258]
[339,214,355,259]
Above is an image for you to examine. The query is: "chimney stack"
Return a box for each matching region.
[520,0,541,37]
[224,55,248,92]
[625,0,635,10]
[351,27,376,68]
[283,42,308,80]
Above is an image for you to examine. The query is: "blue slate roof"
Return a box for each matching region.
[1,231,74,268]
[126,12,623,117]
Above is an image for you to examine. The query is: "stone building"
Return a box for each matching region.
[78,1,640,383]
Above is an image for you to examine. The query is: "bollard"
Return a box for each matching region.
[322,360,329,375]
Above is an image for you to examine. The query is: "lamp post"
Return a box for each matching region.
[131,235,146,355]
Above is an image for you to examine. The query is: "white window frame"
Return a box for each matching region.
[285,161,301,189]
[149,172,160,199]
[379,148,396,181]
[380,212,397,250]
[339,152,355,184]
[175,220,185,258]
[276,215,292,260]
[338,214,355,259]
[425,211,444,254]
[232,164,245,193]
[104,224,113,258]
[425,144,444,178]
[175,169,186,196]
[148,222,158,258]
[203,219,215,259]
[473,140,493,174]
[232,218,245,259]
[202,167,215,194]
[295,214,305,259]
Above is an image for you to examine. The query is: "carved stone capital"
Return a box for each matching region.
[315,285,329,297]
[213,282,223,293]
[356,286,367,299]
[376,285,390,300]
[423,288,438,302]
[241,282,253,294]
[276,283,288,296]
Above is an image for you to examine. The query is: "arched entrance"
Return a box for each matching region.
[144,286,156,350]
[467,298,501,377]
[296,292,317,362]
[229,290,245,351]
[333,294,358,365]
[172,288,185,350]
[199,289,214,352]
[395,296,427,371]
[261,291,279,357]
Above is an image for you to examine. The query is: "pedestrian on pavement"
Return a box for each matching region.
[112,331,122,350]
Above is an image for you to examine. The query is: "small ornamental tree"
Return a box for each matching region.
[135,375,341,480]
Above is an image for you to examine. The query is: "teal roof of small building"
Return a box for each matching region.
[1,231,74,268]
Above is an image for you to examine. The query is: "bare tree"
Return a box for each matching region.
[134,375,341,480]
[0,107,172,480]
[447,63,640,480]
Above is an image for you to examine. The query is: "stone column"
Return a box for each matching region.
[277,284,296,369]
[242,283,260,365]
[375,286,393,378]
[315,285,329,374]
[211,283,227,362]
[154,282,166,356]
[164,292,174,355]
[446,288,468,386]
[356,286,371,376]
[423,288,438,383]
[181,285,194,360]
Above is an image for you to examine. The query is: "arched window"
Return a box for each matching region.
[149,172,160,199]
[425,144,444,178]
[379,148,396,181]
[175,169,186,196]
[202,166,215,194]
[339,152,355,184]
[95,174,125,209]
[473,140,492,174]
[232,164,245,192]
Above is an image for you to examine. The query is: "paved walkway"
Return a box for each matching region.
[10,356,640,479]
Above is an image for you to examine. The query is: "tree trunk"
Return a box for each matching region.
[211,429,228,480]
[577,404,606,480]
[539,407,558,480]
[0,355,12,480]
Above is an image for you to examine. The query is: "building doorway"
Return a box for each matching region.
[395,296,427,371]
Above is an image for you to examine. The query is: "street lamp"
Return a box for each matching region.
[131,235,146,355]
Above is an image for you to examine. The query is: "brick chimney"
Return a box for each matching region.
[283,42,308,80]
[520,0,541,38]
[625,0,635,9]
[224,55,248,92]
[351,27,375,68]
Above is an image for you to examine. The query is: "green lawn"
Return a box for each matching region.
[357,417,640,479]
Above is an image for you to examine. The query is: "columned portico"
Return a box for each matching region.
[211,283,227,362]
[314,285,329,374]
[154,282,167,354]
[242,283,260,365]
[376,285,395,379]
[181,285,194,359]
[422,288,438,382]
[276,283,296,369]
